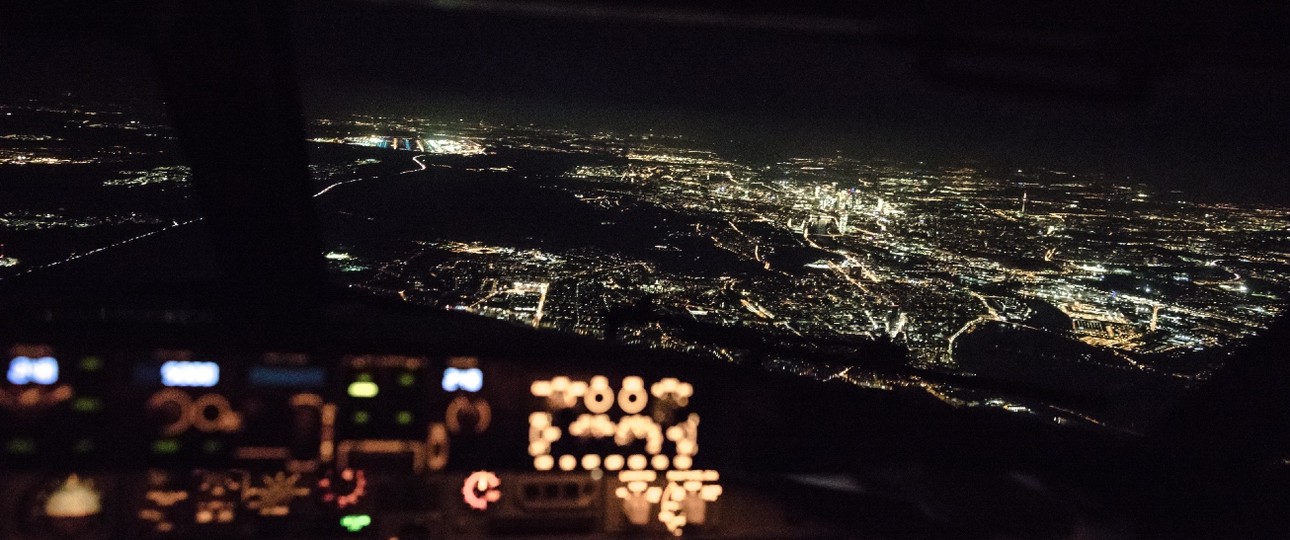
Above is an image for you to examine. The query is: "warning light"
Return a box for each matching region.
[339,514,372,532]
[7,356,59,385]
[347,381,379,398]
[461,471,501,511]
[160,361,218,387]
[442,367,483,392]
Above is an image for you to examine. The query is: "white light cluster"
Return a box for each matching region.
[160,361,219,387]
[6,356,58,385]
[441,367,483,392]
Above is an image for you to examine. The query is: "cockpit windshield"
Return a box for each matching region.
[3,0,1289,435]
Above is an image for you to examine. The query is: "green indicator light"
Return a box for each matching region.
[152,439,181,454]
[355,372,374,383]
[72,396,104,413]
[395,410,413,425]
[352,410,371,425]
[202,440,223,454]
[348,381,379,398]
[79,356,103,372]
[5,438,35,455]
[73,439,95,454]
[397,372,416,387]
[339,514,372,532]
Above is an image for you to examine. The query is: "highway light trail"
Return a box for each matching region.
[4,160,383,282]
[2,218,203,280]
[313,177,369,198]
[401,154,428,174]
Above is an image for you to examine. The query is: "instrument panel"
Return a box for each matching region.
[0,342,827,539]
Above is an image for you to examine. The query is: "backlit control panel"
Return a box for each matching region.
[0,342,826,539]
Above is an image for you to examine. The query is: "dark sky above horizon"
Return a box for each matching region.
[4,1,1290,204]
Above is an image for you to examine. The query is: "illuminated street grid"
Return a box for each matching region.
[3,102,1288,426]
[312,115,1289,380]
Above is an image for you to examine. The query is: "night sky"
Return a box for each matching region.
[4,1,1290,204]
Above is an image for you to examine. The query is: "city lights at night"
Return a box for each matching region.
[5,0,1290,536]
[2,100,1288,429]
[298,115,1288,414]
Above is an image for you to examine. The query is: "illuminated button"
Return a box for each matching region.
[32,358,58,384]
[446,396,491,434]
[558,455,577,471]
[43,474,102,519]
[160,361,219,387]
[7,356,59,385]
[318,469,367,509]
[442,367,483,392]
[651,455,670,470]
[397,372,416,387]
[347,381,379,398]
[650,378,693,406]
[627,455,648,470]
[673,455,693,470]
[152,439,181,454]
[618,376,647,414]
[581,455,601,470]
[147,389,193,437]
[339,514,372,533]
[194,471,243,525]
[529,412,551,428]
[619,470,657,482]
[534,455,554,471]
[651,378,678,398]
[189,393,240,433]
[584,376,614,414]
[461,471,501,511]
[604,455,625,471]
[427,423,450,471]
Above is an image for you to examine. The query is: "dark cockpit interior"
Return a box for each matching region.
[2,1,1290,538]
